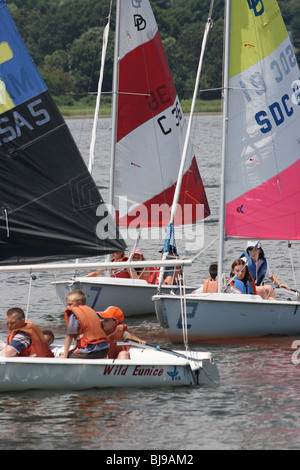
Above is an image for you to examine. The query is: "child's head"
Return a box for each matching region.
[99,306,124,333]
[66,290,86,307]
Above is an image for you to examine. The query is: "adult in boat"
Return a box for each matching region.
[240,241,290,300]
[126,248,155,282]
[62,290,109,359]
[0,308,53,358]
[99,306,146,359]
[229,259,257,295]
[85,251,130,278]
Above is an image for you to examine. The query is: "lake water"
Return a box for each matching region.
[0,115,300,451]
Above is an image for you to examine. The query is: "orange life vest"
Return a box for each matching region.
[136,267,155,282]
[106,324,130,359]
[202,279,218,293]
[147,268,160,285]
[65,305,107,349]
[7,321,53,357]
[111,257,131,279]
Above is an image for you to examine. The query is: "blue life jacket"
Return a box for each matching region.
[232,278,255,295]
[240,251,268,286]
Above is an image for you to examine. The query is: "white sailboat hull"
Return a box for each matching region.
[54,277,196,316]
[0,348,219,392]
[153,293,300,342]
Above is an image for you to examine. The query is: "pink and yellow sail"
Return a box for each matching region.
[225,0,300,240]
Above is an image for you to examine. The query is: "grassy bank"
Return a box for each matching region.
[56,96,221,117]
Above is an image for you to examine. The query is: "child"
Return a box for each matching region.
[99,306,146,359]
[63,290,109,359]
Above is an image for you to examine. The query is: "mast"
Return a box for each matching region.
[217,0,231,292]
[109,0,121,210]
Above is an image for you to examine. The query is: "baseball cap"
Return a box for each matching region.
[99,306,124,323]
[129,248,144,256]
[247,241,262,250]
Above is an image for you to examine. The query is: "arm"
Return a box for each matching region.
[62,334,74,358]
[127,333,146,345]
[270,274,290,290]
[0,345,18,357]
[85,269,104,277]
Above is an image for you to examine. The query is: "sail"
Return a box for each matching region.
[0,1,125,265]
[225,0,300,240]
[114,0,210,227]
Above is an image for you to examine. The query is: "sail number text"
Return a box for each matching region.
[0,98,50,147]
[239,44,299,134]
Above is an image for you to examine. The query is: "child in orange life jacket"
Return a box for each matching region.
[99,306,146,359]
[192,262,241,294]
[63,290,109,359]
[192,263,218,294]
[1,307,53,358]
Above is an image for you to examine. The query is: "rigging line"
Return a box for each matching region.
[0,169,93,218]
[89,10,111,173]
[289,242,300,291]
[25,273,36,321]
[179,271,189,352]
[190,235,218,262]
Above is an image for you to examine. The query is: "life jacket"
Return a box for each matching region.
[147,267,178,285]
[106,324,131,359]
[65,305,107,349]
[202,279,218,293]
[137,267,155,282]
[111,257,131,279]
[147,268,160,285]
[7,321,53,357]
[240,251,268,286]
[230,278,257,295]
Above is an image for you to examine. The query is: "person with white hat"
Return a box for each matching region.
[240,241,290,300]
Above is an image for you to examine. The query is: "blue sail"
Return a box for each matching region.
[0,1,125,264]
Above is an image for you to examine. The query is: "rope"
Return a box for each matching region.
[25,273,36,320]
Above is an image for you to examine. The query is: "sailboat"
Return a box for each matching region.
[153,0,300,342]
[53,0,210,316]
[0,0,219,390]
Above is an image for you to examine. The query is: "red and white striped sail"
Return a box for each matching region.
[225,0,300,240]
[114,0,210,227]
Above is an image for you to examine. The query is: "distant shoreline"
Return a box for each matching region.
[63,111,222,119]
[58,99,222,119]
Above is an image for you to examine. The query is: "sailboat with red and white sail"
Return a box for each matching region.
[153,0,300,342]
[54,0,210,316]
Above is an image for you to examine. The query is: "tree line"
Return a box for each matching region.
[5,0,300,106]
